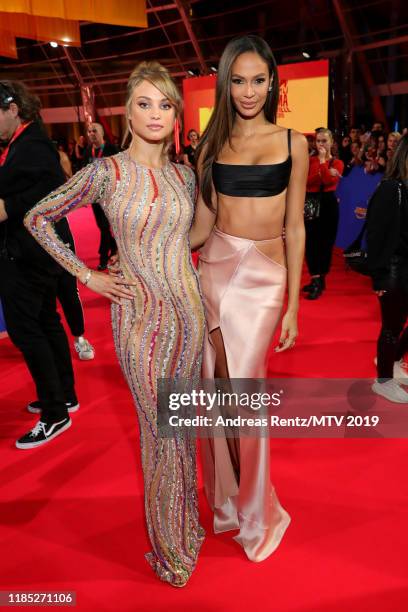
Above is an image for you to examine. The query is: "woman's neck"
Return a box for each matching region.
[232,110,269,138]
[128,137,167,168]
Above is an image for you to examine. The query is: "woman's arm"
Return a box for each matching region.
[59,151,73,179]
[24,158,135,303]
[183,153,193,168]
[189,148,217,249]
[319,158,344,187]
[25,160,108,278]
[306,156,321,191]
[276,130,308,352]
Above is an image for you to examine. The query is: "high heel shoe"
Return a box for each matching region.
[305,276,324,300]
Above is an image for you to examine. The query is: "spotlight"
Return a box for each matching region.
[50,41,58,48]
[302,51,311,59]
[187,68,200,77]
[210,65,218,73]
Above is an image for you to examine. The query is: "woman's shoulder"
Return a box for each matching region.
[96,151,125,174]
[172,162,195,184]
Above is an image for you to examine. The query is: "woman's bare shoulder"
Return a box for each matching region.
[288,129,308,155]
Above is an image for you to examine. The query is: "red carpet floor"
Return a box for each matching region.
[1,206,408,611]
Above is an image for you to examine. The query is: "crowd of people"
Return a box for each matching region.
[1,32,407,590]
[337,123,403,176]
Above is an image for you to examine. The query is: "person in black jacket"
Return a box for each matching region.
[0,80,78,448]
[367,134,408,403]
[83,122,118,270]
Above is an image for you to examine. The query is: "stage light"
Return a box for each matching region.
[187,68,200,77]
[302,51,311,59]
[210,66,218,73]
[50,41,58,48]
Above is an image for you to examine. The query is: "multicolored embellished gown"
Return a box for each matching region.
[25,151,205,586]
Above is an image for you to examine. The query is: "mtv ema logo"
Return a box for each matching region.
[278,80,291,118]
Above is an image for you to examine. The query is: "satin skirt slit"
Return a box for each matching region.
[198,227,291,562]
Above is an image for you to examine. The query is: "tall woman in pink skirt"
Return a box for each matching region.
[190,35,308,562]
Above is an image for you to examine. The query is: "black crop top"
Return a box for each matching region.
[212,128,292,198]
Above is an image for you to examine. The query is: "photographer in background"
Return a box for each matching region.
[0,80,78,449]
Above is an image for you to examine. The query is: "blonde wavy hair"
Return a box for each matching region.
[123,61,183,148]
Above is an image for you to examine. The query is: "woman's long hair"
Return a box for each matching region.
[386,134,408,181]
[196,35,279,210]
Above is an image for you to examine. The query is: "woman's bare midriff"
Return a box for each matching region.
[216,192,287,267]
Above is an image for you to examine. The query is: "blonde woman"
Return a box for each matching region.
[24,62,205,587]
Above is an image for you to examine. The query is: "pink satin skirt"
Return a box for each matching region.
[198,227,291,562]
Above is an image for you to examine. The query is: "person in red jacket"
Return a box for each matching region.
[303,128,344,299]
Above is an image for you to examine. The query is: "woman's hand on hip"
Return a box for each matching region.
[275,310,298,352]
[82,270,136,304]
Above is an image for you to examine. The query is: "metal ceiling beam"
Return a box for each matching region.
[62,46,84,85]
[146,3,177,12]
[354,34,408,52]
[148,0,187,73]
[332,0,387,127]
[174,0,207,73]
[372,80,408,96]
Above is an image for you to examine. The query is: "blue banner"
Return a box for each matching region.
[0,301,6,334]
[335,166,383,249]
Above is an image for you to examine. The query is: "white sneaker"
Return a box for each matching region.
[394,359,408,381]
[372,379,408,403]
[74,336,95,360]
[373,357,408,382]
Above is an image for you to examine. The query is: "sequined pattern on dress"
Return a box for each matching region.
[24,151,205,586]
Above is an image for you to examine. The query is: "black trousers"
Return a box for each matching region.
[305,192,339,277]
[377,287,408,379]
[2,264,76,422]
[91,202,117,265]
[57,270,84,337]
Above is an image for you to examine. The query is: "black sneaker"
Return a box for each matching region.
[15,418,72,450]
[27,400,79,414]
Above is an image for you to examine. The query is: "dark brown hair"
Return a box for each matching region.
[386,134,408,181]
[0,80,41,121]
[196,35,279,209]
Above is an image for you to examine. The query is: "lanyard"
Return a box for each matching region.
[91,143,105,159]
[0,121,33,167]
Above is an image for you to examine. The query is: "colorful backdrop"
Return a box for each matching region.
[182,59,329,141]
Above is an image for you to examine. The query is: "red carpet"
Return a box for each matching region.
[1,206,408,611]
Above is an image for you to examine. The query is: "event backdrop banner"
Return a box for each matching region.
[182,60,329,141]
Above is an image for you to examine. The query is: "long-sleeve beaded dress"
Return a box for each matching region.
[24,151,205,586]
